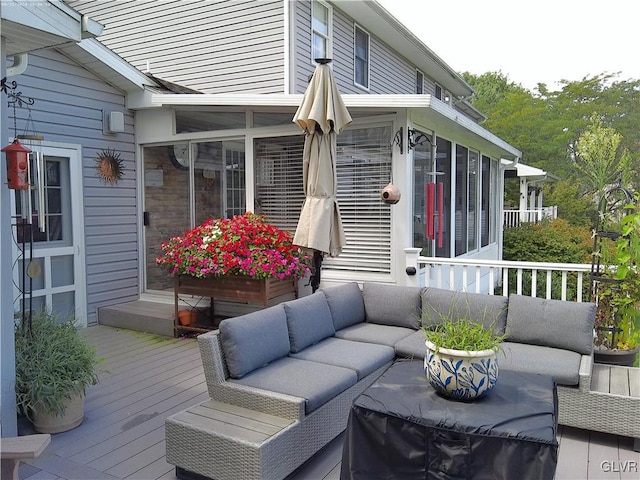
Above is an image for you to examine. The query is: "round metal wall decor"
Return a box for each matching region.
[95,148,124,184]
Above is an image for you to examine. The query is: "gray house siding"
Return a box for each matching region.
[67,0,286,94]
[293,1,436,96]
[13,49,138,326]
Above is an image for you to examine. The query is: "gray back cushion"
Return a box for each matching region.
[422,288,508,335]
[362,283,422,329]
[505,295,596,355]
[284,293,335,353]
[219,305,291,379]
[321,282,365,330]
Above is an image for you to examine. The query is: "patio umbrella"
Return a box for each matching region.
[293,58,352,292]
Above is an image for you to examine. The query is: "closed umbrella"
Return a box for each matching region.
[293,58,352,291]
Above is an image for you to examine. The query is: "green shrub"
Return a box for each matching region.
[502,218,592,300]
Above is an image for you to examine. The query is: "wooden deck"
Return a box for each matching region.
[17,325,640,480]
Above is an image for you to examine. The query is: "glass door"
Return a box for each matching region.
[143,140,245,292]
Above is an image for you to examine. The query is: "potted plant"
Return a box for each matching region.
[156,212,310,281]
[15,310,101,433]
[156,213,311,333]
[423,319,505,401]
[592,194,640,366]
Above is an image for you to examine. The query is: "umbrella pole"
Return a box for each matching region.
[311,250,323,293]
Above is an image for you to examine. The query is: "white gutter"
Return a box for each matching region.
[6,53,28,76]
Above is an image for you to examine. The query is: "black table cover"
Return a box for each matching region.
[341,360,558,480]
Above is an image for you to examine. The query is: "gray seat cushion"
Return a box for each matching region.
[290,338,394,380]
[219,304,290,379]
[334,323,414,348]
[505,295,596,355]
[230,357,357,413]
[283,293,335,353]
[499,342,583,386]
[321,282,365,330]
[422,287,508,334]
[393,329,428,360]
[362,283,422,329]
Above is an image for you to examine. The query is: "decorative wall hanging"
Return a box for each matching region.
[95,148,124,184]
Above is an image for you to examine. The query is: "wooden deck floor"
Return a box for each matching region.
[17,325,640,480]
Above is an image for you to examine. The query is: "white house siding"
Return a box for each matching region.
[13,50,138,326]
[293,1,436,95]
[67,0,286,94]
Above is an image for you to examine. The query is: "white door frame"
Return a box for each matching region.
[10,142,87,326]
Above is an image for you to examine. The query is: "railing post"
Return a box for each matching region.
[403,248,421,287]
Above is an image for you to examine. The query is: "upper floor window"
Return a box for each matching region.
[312,1,331,60]
[354,25,369,89]
[435,83,451,103]
[416,70,424,94]
[435,84,443,100]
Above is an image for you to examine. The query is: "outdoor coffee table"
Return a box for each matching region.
[340,360,558,480]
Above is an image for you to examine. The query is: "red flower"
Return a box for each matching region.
[156,212,310,280]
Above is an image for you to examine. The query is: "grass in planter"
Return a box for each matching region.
[423,319,506,352]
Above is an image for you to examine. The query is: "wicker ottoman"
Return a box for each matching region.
[166,400,297,480]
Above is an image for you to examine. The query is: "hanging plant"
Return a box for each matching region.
[95,148,124,184]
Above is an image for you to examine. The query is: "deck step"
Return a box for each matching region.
[98,301,175,337]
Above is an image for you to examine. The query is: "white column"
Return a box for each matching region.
[519,178,528,222]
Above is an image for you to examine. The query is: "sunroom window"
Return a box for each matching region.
[254,125,393,275]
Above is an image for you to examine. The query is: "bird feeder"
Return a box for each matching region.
[2,139,31,190]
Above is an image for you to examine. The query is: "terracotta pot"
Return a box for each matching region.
[177,309,193,326]
[190,310,198,324]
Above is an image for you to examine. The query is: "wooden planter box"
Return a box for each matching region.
[173,275,297,336]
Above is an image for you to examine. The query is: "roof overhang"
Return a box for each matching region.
[501,160,559,183]
[57,38,157,93]
[1,0,102,55]
[330,0,474,98]
[147,92,521,160]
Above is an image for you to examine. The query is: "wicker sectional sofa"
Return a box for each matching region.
[166,282,597,480]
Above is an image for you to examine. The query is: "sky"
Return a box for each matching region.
[376,0,640,90]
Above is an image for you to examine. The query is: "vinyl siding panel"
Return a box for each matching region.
[13,50,139,326]
[293,1,437,96]
[68,0,286,94]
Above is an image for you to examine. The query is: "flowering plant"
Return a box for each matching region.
[156,212,310,280]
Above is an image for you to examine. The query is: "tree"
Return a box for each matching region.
[464,72,640,224]
[572,114,634,201]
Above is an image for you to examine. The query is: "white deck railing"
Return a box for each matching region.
[404,248,591,302]
[504,206,558,227]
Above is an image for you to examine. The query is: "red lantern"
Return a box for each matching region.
[2,139,31,190]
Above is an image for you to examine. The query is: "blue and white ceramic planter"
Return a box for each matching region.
[424,340,499,401]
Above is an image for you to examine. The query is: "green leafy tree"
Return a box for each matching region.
[464,72,640,223]
[572,114,634,201]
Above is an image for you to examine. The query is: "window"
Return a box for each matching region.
[354,26,369,89]
[467,150,479,252]
[456,146,482,255]
[435,138,452,258]
[413,132,432,254]
[254,126,393,274]
[312,1,331,60]
[455,145,468,257]
[416,71,424,94]
[435,84,443,100]
[481,155,491,247]
[16,157,71,245]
